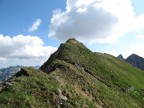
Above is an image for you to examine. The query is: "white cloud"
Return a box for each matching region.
[0,35,57,59]
[125,44,144,58]
[48,0,140,44]
[28,18,42,32]
[132,14,144,32]
[0,57,6,61]
[136,34,144,40]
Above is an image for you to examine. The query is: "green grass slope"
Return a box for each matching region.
[0,38,144,108]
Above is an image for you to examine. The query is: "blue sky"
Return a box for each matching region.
[0,0,144,68]
[0,0,66,46]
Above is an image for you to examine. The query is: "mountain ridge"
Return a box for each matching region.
[0,38,144,107]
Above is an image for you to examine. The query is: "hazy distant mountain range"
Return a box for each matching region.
[0,66,40,81]
[0,38,144,107]
[0,66,22,81]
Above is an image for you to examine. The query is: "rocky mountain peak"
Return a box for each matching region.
[126,53,144,70]
[117,54,125,60]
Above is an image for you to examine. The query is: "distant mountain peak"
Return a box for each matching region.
[126,54,144,70]
[129,53,140,58]
[117,54,125,60]
[126,53,143,60]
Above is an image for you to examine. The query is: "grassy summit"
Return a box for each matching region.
[0,38,144,108]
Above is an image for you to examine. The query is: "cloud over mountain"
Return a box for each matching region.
[0,35,57,59]
[49,0,138,43]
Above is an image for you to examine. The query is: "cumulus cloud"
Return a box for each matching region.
[132,14,144,32]
[0,35,57,59]
[28,18,42,32]
[48,0,139,43]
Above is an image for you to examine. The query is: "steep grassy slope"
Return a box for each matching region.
[0,38,144,108]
